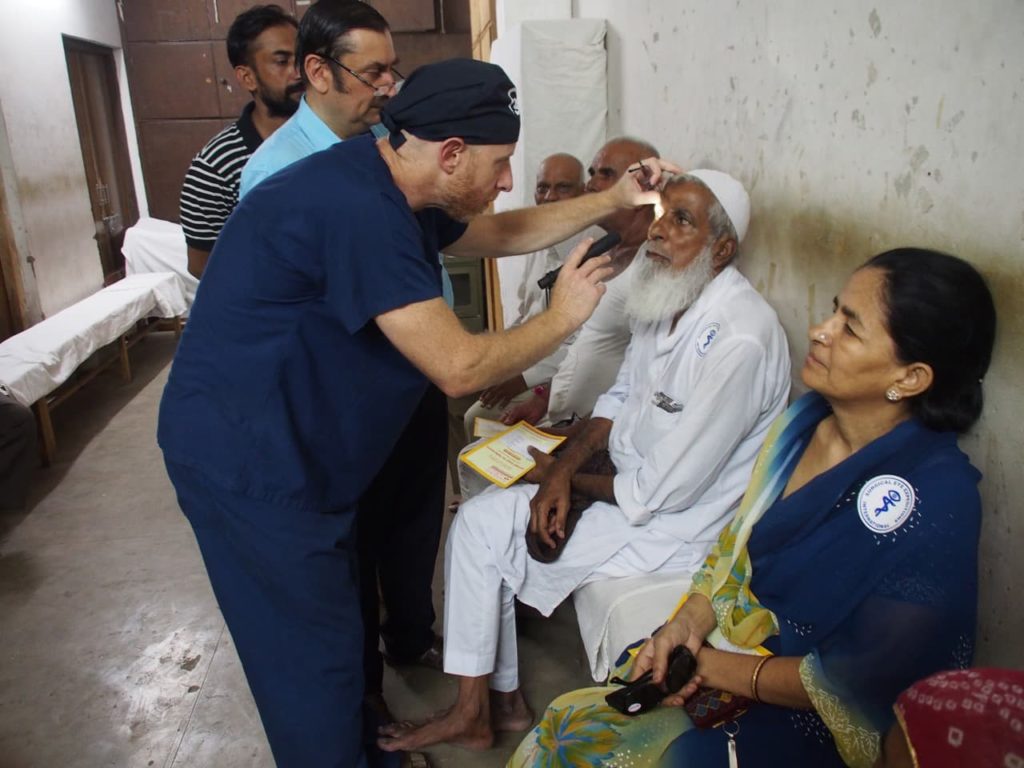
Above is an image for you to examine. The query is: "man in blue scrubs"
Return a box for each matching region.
[239,0,450,731]
[159,59,672,767]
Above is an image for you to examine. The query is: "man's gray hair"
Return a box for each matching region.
[609,135,660,159]
[662,173,738,247]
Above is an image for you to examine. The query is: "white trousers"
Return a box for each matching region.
[442,483,706,692]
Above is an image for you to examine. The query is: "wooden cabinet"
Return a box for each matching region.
[371,0,435,32]
[212,44,252,117]
[137,119,231,224]
[126,42,220,120]
[122,0,211,42]
[208,0,299,39]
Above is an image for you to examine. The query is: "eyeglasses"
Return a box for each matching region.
[321,55,404,96]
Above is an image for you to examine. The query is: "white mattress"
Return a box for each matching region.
[0,272,187,406]
[573,570,694,681]
[122,217,198,308]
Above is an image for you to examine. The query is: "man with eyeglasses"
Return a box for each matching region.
[239,0,400,197]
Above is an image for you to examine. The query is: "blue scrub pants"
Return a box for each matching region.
[166,460,376,768]
[359,384,447,692]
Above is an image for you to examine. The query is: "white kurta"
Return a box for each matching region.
[546,248,640,423]
[457,244,638,497]
[458,230,601,447]
[444,264,791,689]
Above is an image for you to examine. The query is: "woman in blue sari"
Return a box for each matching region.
[509,248,996,768]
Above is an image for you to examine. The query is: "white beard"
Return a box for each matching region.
[624,245,716,324]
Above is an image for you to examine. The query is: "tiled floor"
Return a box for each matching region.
[0,334,594,767]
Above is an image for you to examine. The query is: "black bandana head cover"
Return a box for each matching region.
[380,58,520,150]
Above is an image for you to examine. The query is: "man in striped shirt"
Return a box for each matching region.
[179,4,303,278]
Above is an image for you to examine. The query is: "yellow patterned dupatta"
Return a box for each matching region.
[683,391,830,647]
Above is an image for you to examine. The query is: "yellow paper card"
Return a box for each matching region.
[472,417,507,439]
[460,421,566,488]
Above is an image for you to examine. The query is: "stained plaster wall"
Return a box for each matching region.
[0,1,146,322]
[554,0,1022,665]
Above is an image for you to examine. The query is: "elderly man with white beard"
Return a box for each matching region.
[377,170,791,754]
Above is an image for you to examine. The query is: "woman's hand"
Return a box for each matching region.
[661,674,704,708]
[630,612,704,687]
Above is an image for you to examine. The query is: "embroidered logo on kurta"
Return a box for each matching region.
[695,322,721,357]
[857,475,915,534]
[652,391,683,413]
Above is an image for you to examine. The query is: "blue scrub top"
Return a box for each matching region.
[158,135,467,511]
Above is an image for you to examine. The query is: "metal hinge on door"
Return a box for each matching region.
[96,182,110,210]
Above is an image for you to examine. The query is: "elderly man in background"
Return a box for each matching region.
[456,137,659,500]
[468,153,587,420]
[379,170,791,753]
[446,152,586,491]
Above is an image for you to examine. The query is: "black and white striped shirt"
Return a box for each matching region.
[179,102,262,251]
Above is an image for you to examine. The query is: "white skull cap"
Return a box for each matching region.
[685,169,751,243]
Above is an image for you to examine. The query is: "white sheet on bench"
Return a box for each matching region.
[122,217,198,308]
[0,272,186,407]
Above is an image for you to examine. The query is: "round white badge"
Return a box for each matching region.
[857,475,915,534]
[695,322,721,358]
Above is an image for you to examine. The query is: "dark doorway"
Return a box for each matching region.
[64,37,140,283]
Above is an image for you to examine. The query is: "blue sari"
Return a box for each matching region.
[510,394,981,767]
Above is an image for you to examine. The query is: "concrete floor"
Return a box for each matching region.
[0,333,594,767]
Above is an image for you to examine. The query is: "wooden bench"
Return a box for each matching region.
[0,272,187,463]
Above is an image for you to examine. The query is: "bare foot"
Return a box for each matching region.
[490,689,534,732]
[378,705,494,752]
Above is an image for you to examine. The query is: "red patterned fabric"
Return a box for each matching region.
[895,668,1024,767]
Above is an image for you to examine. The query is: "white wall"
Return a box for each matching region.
[490,18,609,325]
[0,0,146,321]
[553,0,1022,665]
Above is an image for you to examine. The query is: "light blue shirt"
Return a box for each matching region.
[239,96,340,198]
[239,98,453,304]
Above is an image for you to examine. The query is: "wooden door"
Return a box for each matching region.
[0,217,16,340]
[64,37,140,282]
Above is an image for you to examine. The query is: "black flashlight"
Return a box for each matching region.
[537,232,622,290]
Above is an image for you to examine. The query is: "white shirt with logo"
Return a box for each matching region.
[591,264,792,544]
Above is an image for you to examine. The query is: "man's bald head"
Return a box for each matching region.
[534,153,584,205]
[585,137,659,236]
